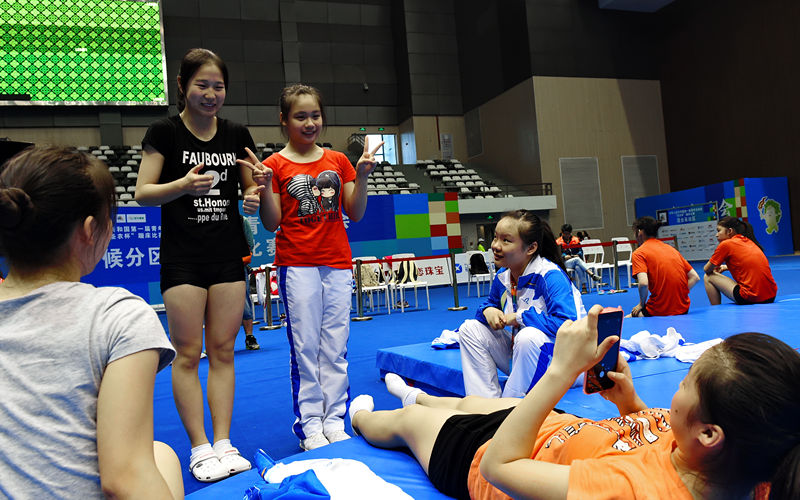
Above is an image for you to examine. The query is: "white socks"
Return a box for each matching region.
[385,373,423,407]
[191,442,214,460]
[212,439,232,456]
[348,394,375,436]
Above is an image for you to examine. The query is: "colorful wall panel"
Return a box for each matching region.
[635,177,792,257]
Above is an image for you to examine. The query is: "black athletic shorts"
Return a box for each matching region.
[160,259,244,293]
[427,407,567,500]
[733,284,775,305]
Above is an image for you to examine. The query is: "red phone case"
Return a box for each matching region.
[583,306,624,394]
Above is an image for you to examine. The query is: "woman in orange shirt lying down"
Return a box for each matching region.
[349,305,800,500]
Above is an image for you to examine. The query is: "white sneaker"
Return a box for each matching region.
[324,429,351,443]
[300,433,330,451]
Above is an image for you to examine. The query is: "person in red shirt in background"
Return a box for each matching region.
[704,216,777,306]
[629,216,700,317]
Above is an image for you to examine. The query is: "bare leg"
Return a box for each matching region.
[204,281,245,442]
[154,441,185,499]
[704,273,737,305]
[416,393,520,414]
[164,285,209,447]
[352,404,467,474]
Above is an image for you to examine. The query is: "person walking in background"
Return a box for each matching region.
[135,48,261,482]
[240,84,382,451]
[241,215,259,350]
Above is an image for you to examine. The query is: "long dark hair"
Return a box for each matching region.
[718,216,764,252]
[0,146,117,270]
[692,333,800,498]
[176,48,229,112]
[632,216,663,238]
[502,210,565,272]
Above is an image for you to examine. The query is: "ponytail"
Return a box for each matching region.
[502,210,566,272]
[539,223,566,272]
[719,216,765,252]
[768,442,800,499]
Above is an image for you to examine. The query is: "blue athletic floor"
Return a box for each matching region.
[154,256,800,496]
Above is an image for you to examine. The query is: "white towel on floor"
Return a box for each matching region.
[431,328,460,349]
[265,458,413,500]
[621,328,722,363]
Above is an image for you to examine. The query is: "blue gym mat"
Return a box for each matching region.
[186,437,451,499]
[165,258,800,498]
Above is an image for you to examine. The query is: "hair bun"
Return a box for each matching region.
[0,187,34,230]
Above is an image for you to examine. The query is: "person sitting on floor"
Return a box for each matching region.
[350,305,800,500]
[0,146,183,498]
[629,216,700,317]
[555,223,603,293]
[458,210,586,398]
[703,216,777,306]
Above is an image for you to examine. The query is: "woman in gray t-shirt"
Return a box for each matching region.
[0,147,182,499]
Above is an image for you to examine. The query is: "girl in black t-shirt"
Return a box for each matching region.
[135,48,263,483]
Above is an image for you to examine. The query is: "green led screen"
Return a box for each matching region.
[0,0,167,105]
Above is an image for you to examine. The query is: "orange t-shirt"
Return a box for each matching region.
[265,149,356,269]
[709,235,777,302]
[468,409,692,500]
[631,238,693,316]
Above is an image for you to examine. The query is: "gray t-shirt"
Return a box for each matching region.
[0,282,175,499]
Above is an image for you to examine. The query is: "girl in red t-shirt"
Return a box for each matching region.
[240,84,382,452]
[703,216,777,305]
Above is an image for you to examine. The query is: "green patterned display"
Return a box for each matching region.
[0,0,167,104]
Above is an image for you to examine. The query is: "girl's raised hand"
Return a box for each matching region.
[551,305,619,377]
[183,163,214,196]
[237,147,273,187]
[356,136,384,178]
[242,186,266,214]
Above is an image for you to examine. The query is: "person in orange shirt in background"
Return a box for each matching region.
[703,216,777,305]
[629,216,700,317]
[347,306,800,500]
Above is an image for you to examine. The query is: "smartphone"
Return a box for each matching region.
[583,306,623,395]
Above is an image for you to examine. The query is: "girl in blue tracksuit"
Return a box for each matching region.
[459,210,586,398]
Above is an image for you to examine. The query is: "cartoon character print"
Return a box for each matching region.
[544,409,670,453]
[286,174,322,217]
[315,170,341,212]
[758,196,782,234]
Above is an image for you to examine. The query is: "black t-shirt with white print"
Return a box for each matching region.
[142,115,255,264]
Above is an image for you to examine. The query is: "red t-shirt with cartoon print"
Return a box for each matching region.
[264,149,356,269]
[709,234,777,302]
[468,409,694,500]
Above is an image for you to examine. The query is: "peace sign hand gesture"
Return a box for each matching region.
[237,147,273,187]
[356,136,384,178]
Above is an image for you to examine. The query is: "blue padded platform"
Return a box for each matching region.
[377,296,800,400]
[186,437,452,499]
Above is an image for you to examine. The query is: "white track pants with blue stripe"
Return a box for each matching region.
[458,319,554,398]
[279,266,351,440]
